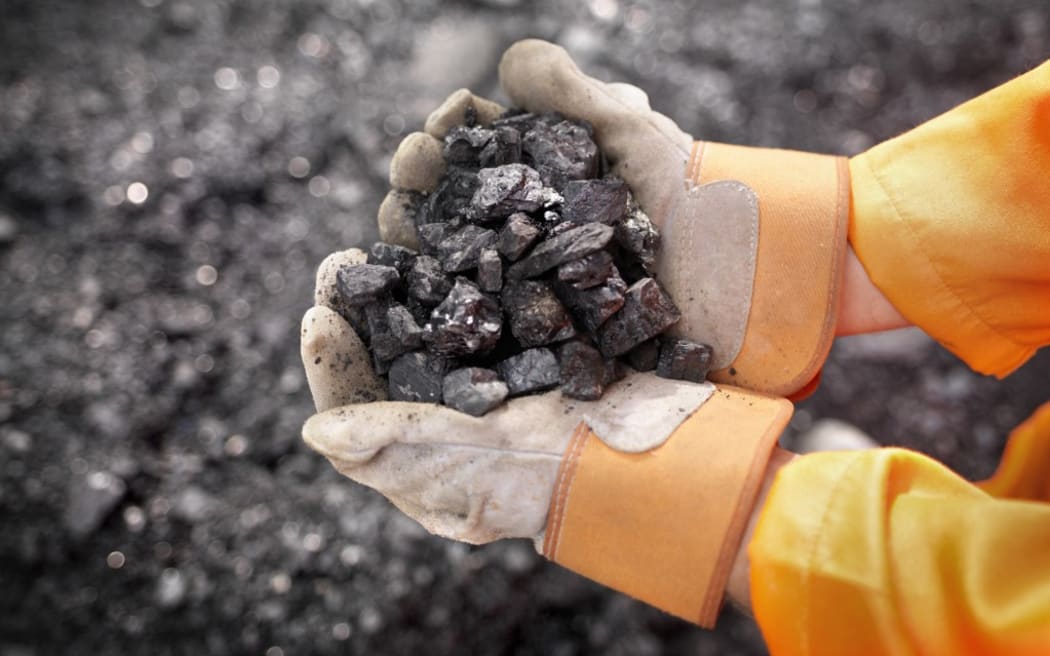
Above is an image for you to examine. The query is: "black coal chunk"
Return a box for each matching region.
[477,248,502,292]
[366,301,424,363]
[615,204,660,269]
[502,280,576,347]
[479,126,522,168]
[497,213,541,261]
[444,126,494,166]
[561,178,629,225]
[442,367,509,416]
[521,119,599,190]
[506,223,615,280]
[437,225,498,273]
[406,255,452,306]
[424,166,479,223]
[656,339,713,383]
[469,163,560,220]
[417,223,453,256]
[558,251,615,289]
[368,241,417,275]
[423,278,502,356]
[388,351,452,403]
[553,271,627,332]
[624,338,660,372]
[336,264,400,306]
[558,341,607,401]
[498,348,560,396]
[597,278,682,357]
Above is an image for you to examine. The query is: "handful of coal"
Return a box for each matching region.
[334,111,713,415]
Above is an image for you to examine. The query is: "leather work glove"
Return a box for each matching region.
[377,40,852,398]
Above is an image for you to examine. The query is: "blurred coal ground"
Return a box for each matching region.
[0,0,1047,654]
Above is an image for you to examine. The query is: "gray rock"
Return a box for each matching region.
[436,225,498,273]
[406,255,453,306]
[597,278,681,357]
[557,251,614,289]
[506,223,615,280]
[388,351,452,403]
[502,280,576,348]
[498,348,560,396]
[422,278,501,356]
[336,264,400,306]
[497,213,541,261]
[442,368,508,416]
[476,248,501,292]
[558,341,606,401]
[655,338,713,383]
[469,164,561,220]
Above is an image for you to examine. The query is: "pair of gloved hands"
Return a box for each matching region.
[300,40,901,626]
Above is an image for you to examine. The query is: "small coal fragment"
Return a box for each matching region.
[558,251,615,289]
[425,166,479,223]
[365,301,423,363]
[656,339,713,383]
[603,357,626,385]
[479,126,522,168]
[444,125,495,166]
[417,223,453,256]
[561,178,629,226]
[597,278,682,357]
[498,348,560,396]
[497,213,541,261]
[477,248,502,292]
[442,367,509,416]
[469,164,561,220]
[553,271,627,332]
[388,351,451,403]
[624,338,660,372]
[423,278,502,356]
[506,223,615,280]
[406,255,452,306]
[615,203,660,269]
[492,111,556,132]
[437,225,498,272]
[405,297,433,328]
[368,241,418,275]
[522,119,600,190]
[502,280,577,347]
[336,264,400,306]
[558,341,606,401]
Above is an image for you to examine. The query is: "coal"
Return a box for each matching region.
[558,251,615,289]
[656,339,713,383]
[387,351,451,403]
[497,213,542,261]
[443,125,494,166]
[558,341,607,401]
[498,348,560,396]
[502,280,576,348]
[336,264,400,306]
[436,225,498,272]
[422,278,502,356]
[615,204,660,269]
[417,223,453,256]
[625,338,660,372]
[424,166,479,223]
[553,271,627,332]
[368,242,418,275]
[442,368,509,416]
[406,255,452,306]
[478,126,522,168]
[561,178,629,226]
[521,119,599,190]
[469,163,561,220]
[506,223,615,280]
[365,301,423,363]
[597,278,682,357]
[477,248,502,292]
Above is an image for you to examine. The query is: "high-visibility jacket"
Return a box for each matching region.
[750,61,1050,655]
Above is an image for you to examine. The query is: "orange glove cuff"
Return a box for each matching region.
[689,142,850,398]
[542,386,792,627]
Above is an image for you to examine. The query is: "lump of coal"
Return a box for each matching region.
[423,278,502,356]
[388,351,453,403]
[558,341,607,401]
[561,178,629,226]
[656,339,713,383]
[521,119,599,190]
[366,301,424,363]
[423,166,479,223]
[368,241,417,275]
[615,204,660,269]
[498,348,560,396]
[437,225,498,273]
[625,338,660,372]
[502,280,576,348]
[553,271,627,332]
[477,248,502,292]
[417,223,453,256]
[597,278,682,357]
[479,126,522,168]
[442,368,509,416]
[506,222,614,280]
[469,164,561,220]
[406,255,452,306]
[497,213,541,261]
[443,125,494,166]
[558,251,615,289]
[336,264,400,306]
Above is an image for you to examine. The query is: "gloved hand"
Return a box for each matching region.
[377,40,852,398]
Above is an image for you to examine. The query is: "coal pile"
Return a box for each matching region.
[333,112,712,413]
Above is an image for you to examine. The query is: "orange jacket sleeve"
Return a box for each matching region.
[749,62,1050,655]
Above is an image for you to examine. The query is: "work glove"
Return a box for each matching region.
[378,40,851,398]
